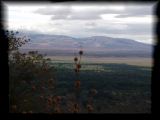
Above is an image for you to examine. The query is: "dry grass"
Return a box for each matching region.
[47,56,152,67]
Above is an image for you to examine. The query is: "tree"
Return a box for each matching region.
[7,30,55,113]
[7,30,97,113]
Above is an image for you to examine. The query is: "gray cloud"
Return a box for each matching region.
[34,6,119,20]
[6,3,155,44]
[115,5,154,18]
[69,14,101,20]
[51,15,68,19]
[85,22,97,27]
[126,23,153,34]
[34,6,71,15]
[85,23,152,35]
[51,13,101,20]
[32,4,154,44]
[34,4,154,20]
[35,7,107,20]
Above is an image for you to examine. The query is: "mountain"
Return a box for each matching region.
[19,32,152,58]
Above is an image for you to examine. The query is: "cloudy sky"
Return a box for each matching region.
[4,2,157,44]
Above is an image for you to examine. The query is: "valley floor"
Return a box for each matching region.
[47,56,152,67]
[51,62,151,113]
[10,60,152,113]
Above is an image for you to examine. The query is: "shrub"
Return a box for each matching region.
[7,30,55,113]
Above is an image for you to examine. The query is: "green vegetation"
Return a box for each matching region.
[8,30,56,113]
[52,62,151,113]
[8,30,151,113]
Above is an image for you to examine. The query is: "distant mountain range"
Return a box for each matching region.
[19,32,153,58]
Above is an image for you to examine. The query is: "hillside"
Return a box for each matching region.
[19,32,152,58]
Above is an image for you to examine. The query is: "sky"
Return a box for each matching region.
[4,2,157,44]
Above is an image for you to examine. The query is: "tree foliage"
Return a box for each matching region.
[7,30,55,113]
[8,30,97,113]
[5,30,30,52]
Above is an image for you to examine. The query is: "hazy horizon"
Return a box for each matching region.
[4,2,156,44]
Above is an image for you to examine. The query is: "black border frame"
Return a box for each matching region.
[0,0,159,119]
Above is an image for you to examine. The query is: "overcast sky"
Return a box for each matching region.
[4,2,157,44]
